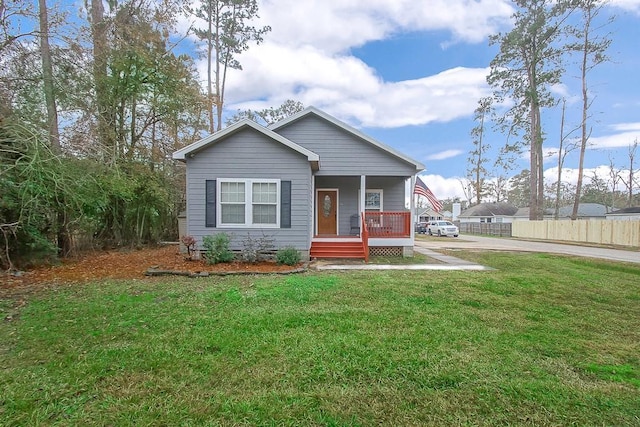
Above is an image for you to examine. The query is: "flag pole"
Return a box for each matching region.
[413,176,418,225]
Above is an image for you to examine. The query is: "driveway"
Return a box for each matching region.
[416,234,640,264]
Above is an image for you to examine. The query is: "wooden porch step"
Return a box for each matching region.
[310,241,366,260]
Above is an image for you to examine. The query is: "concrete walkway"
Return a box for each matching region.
[416,234,640,264]
[311,233,639,271]
[313,263,490,271]
[312,246,491,271]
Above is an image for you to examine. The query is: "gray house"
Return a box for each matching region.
[416,207,452,223]
[605,207,640,221]
[173,107,425,260]
[458,203,520,223]
[548,203,610,219]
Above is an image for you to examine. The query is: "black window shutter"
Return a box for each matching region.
[205,180,216,227]
[281,180,291,228]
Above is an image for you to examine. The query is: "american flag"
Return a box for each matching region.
[414,176,442,212]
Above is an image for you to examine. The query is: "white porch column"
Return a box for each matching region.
[310,175,316,241]
[359,175,366,215]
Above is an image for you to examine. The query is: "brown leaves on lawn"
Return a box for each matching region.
[1,245,299,294]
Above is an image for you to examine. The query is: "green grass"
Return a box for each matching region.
[415,233,465,241]
[1,252,639,426]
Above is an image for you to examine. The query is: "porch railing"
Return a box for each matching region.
[361,213,369,262]
[364,211,411,238]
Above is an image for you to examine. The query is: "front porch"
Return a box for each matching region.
[310,211,414,261]
[362,211,412,238]
[309,174,418,261]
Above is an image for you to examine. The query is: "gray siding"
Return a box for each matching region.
[366,177,407,211]
[316,176,408,235]
[185,127,312,252]
[276,115,417,176]
[316,176,359,235]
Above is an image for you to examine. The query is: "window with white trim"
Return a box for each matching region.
[365,189,383,211]
[218,179,280,227]
[252,182,277,224]
[220,181,246,224]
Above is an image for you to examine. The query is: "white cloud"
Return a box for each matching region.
[589,130,640,149]
[419,164,627,204]
[544,165,626,188]
[427,149,465,161]
[540,124,640,161]
[549,83,571,99]
[426,162,631,203]
[417,174,469,200]
[542,147,560,164]
[358,67,492,127]
[195,0,516,128]
[258,0,514,53]
[609,122,640,132]
[227,60,492,127]
[225,43,381,106]
[609,0,640,14]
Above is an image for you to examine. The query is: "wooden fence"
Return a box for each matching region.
[458,222,513,237]
[512,220,640,247]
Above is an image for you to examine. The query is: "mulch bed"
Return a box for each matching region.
[1,245,304,294]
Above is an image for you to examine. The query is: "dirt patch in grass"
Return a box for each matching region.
[1,245,300,293]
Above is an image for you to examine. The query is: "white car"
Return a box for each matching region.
[428,221,459,237]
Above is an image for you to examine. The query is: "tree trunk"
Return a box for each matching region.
[536,106,545,219]
[529,126,538,220]
[529,98,543,220]
[38,0,60,153]
[476,110,484,205]
[39,0,71,255]
[206,3,215,134]
[128,93,136,159]
[627,141,637,207]
[555,100,566,219]
[572,26,590,220]
[90,0,115,163]
[572,4,599,220]
[526,44,543,221]
[214,2,222,132]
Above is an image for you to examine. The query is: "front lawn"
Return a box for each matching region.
[1,252,639,425]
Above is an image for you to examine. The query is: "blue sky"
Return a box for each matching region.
[181,0,640,201]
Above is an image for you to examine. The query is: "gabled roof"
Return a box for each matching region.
[172,119,320,170]
[417,207,452,217]
[458,202,518,218]
[606,206,640,215]
[269,106,425,172]
[552,203,609,218]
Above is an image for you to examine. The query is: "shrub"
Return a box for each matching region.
[276,246,301,266]
[202,233,234,264]
[240,233,275,263]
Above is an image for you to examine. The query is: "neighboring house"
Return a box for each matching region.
[511,207,531,221]
[460,203,612,223]
[416,207,452,223]
[173,107,425,261]
[547,203,610,220]
[458,203,519,223]
[605,207,640,221]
